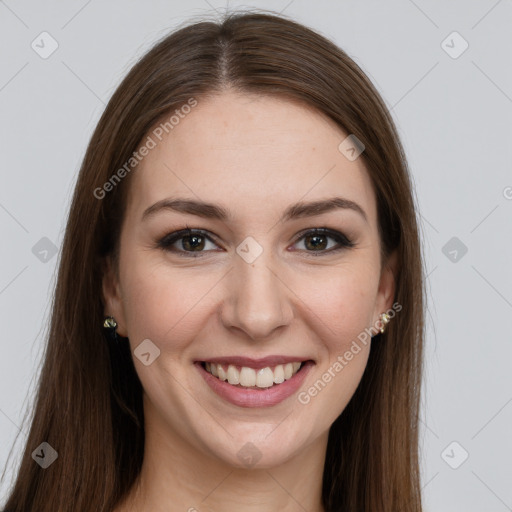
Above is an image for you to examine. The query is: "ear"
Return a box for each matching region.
[373,249,398,325]
[101,255,128,337]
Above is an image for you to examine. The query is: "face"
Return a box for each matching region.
[103,91,396,470]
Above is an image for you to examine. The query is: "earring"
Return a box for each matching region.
[103,315,118,342]
[379,312,391,334]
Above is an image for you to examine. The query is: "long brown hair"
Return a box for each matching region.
[2,10,425,511]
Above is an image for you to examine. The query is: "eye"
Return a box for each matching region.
[157,227,355,258]
[157,228,221,257]
[291,228,355,255]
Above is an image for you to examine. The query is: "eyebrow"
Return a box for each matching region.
[141,196,368,224]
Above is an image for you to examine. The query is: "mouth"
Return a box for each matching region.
[199,360,310,390]
[195,357,315,408]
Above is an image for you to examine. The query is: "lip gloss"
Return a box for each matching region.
[195,360,314,408]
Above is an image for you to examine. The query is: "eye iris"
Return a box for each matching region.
[305,234,327,250]
[183,234,205,251]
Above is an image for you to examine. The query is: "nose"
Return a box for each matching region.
[220,250,294,341]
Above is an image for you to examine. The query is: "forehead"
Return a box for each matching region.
[126,91,377,227]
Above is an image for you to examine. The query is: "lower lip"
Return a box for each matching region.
[195,361,314,408]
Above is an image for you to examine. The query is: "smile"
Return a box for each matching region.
[202,361,303,388]
[195,356,315,408]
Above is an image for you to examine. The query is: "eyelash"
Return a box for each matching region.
[156,226,355,258]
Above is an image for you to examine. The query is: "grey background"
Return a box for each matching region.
[1,1,511,510]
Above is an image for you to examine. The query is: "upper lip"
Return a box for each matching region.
[196,355,313,369]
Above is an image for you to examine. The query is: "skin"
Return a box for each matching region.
[103,90,397,512]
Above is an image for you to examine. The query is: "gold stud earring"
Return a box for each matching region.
[103,315,118,342]
[379,312,391,334]
[103,316,117,329]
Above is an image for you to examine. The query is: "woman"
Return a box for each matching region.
[2,10,425,512]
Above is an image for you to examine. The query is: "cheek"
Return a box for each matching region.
[120,247,380,360]
[119,255,221,352]
[293,264,378,347]
[292,271,376,424]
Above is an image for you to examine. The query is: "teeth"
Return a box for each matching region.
[273,364,285,384]
[256,367,274,388]
[204,361,304,388]
[284,362,293,379]
[239,367,256,387]
[227,365,240,385]
[218,365,227,381]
